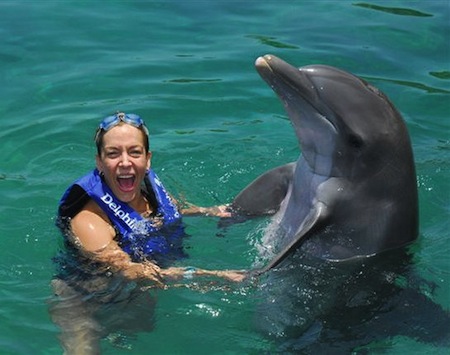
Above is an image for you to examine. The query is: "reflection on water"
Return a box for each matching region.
[353,3,433,17]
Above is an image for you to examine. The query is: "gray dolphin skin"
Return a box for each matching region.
[232,54,418,272]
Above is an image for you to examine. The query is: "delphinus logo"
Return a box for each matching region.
[100,193,137,230]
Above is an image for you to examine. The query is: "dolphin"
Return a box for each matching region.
[229,56,448,353]
[232,54,419,271]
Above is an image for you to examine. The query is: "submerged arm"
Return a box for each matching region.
[83,242,246,286]
[171,194,231,218]
[69,200,244,286]
[180,203,231,218]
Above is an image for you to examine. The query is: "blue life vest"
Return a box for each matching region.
[58,169,185,262]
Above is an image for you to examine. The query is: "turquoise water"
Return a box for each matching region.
[1,1,449,353]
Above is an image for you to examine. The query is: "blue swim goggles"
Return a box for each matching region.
[95,112,149,142]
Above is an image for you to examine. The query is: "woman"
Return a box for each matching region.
[51,112,246,354]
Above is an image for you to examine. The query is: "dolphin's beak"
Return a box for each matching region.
[255,56,273,75]
[255,54,338,177]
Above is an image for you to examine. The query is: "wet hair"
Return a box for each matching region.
[95,123,150,155]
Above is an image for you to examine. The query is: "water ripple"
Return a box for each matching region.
[353,3,433,17]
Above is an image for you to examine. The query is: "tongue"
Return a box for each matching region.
[118,177,135,191]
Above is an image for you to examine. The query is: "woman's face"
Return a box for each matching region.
[96,123,151,204]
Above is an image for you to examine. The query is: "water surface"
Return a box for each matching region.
[0,1,449,353]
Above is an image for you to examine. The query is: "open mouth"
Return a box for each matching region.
[117,175,136,192]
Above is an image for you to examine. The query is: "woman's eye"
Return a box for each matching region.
[130,150,143,157]
[106,151,119,158]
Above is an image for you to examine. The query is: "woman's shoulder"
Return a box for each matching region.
[77,199,109,221]
[71,199,116,252]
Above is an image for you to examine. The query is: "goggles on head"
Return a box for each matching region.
[94,112,149,144]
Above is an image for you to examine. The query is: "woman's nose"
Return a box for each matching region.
[119,153,132,166]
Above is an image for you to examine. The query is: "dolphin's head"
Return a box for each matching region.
[255,54,412,180]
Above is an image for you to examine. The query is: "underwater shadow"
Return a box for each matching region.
[253,247,450,353]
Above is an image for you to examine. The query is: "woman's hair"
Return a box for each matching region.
[95,123,150,155]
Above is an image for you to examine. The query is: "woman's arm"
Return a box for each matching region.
[169,194,232,218]
[81,241,246,285]
[160,266,246,282]
[69,200,165,285]
[70,200,245,285]
[180,203,231,218]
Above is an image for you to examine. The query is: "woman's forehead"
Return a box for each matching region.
[102,124,146,145]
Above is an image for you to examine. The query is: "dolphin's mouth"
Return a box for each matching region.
[255,55,336,128]
[255,55,338,176]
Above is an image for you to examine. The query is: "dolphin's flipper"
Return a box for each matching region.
[255,203,326,275]
[231,163,295,216]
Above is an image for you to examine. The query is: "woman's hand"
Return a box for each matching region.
[206,205,232,218]
[216,270,247,282]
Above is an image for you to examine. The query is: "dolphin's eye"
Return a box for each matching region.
[348,134,363,149]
